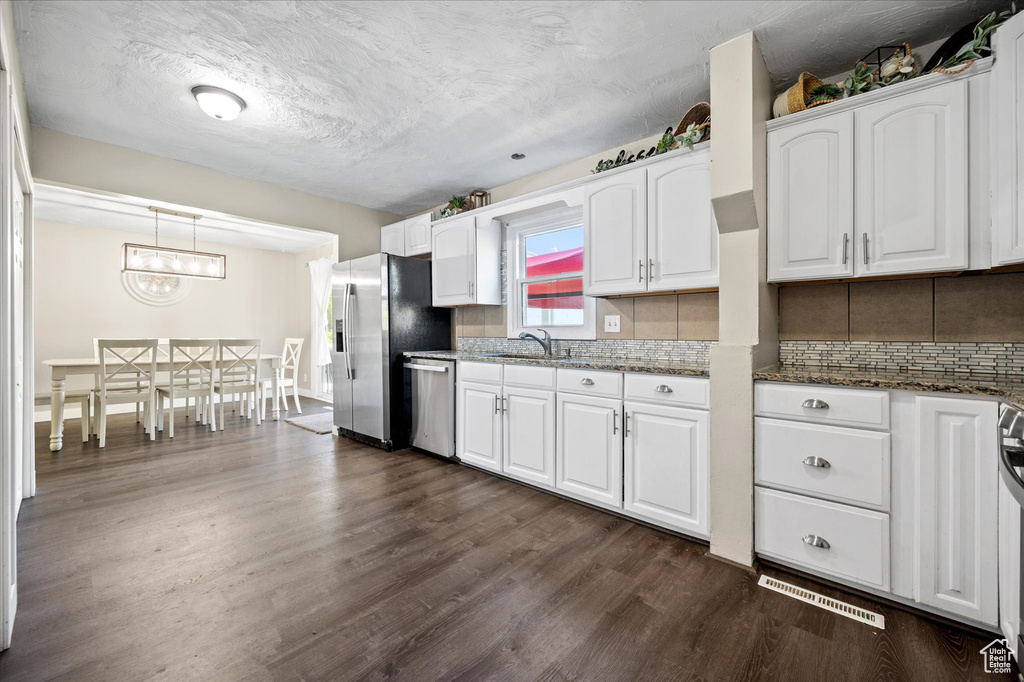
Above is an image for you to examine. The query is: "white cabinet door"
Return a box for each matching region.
[993,12,1024,265]
[767,111,854,282]
[915,396,998,625]
[856,81,968,275]
[432,215,476,306]
[503,387,556,487]
[999,474,1021,647]
[457,380,501,472]
[624,402,708,537]
[556,393,622,509]
[647,151,718,291]
[404,212,432,256]
[381,220,406,255]
[584,167,647,296]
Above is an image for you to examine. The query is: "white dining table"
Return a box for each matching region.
[42,354,282,452]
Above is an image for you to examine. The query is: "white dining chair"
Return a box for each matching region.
[64,389,92,443]
[94,337,169,425]
[214,339,262,429]
[96,339,159,447]
[157,339,218,437]
[260,337,303,420]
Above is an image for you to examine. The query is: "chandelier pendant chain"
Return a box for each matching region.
[154,211,159,248]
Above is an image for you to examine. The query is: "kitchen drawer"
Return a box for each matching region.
[557,368,623,398]
[503,364,556,390]
[458,361,502,385]
[754,382,890,430]
[755,487,890,591]
[755,418,890,510]
[624,373,709,409]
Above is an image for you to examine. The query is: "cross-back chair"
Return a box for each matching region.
[214,339,263,429]
[157,339,219,437]
[96,339,159,447]
[260,337,303,419]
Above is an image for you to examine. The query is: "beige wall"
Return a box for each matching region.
[30,127,402,261]
[33,218,321,402]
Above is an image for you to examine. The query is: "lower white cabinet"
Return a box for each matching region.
[999,474,1021,648]
[556,393,623,509]
[915,395,998,625]
[624,401,708,537]
[503,386,556,487]
[457,380,502,472]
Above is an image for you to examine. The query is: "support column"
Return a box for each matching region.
[708,33,777,566]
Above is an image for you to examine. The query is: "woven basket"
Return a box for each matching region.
[773,72,825,118]
[675,101,711,141]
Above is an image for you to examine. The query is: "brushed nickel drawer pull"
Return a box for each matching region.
[802,456,831,468]
[802,534,831,550]
[842,232,849,264]
[801,398,829,409]
[655,385,673,394]
[613,410,619,435]
[580,378,595,386]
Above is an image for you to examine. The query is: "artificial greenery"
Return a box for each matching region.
[808,83,843,107]
[933,10,1009,72]
[449,195,468,210]
[843,61,879,97]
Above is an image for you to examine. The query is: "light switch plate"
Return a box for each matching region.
[604,314,621,333]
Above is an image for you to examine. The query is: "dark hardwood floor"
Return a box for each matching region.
[0,398,1013,681]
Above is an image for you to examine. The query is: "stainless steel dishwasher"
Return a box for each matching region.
[404,358,455,459]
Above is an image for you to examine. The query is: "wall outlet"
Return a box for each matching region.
[303,373,308,383]
[603,314,621,333]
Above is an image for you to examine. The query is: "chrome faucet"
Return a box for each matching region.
[519,328,553,356]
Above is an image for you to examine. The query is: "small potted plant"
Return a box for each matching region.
[439,195,472,218]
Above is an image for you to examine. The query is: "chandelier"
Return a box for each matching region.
[121,207,226,280]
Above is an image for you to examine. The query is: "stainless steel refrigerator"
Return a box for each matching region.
[332,253,451,450]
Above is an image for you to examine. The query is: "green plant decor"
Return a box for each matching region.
[933,10,1010,73]
[676,122,707,151]
[843,61,879,97]
[655,127,678,154]
[449,195,468,210]
[808,83,843,107]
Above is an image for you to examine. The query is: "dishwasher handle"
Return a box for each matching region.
[403,363,449,373]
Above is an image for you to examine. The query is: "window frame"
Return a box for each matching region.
[505,206,596,340]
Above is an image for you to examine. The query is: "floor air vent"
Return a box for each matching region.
[757,575,885,629]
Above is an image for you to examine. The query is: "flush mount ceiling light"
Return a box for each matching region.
[121,207,227,281]
[511,153,526,160]
[191,85,246,121]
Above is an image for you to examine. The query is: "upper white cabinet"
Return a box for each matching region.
[404,212,432,256]
[915,395,998,625]
[857,81,968,275]
[767,111,854,281]
[584,148,718,296]
[768,65,991,282]
[431,215,501,306]
[647,151,719,291]
[380,220,406,256]
[584,167,647,296]
[993,13,1024,265]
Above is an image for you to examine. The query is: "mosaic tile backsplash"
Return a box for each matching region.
[779,340,1024,377]
[457,337,712,365]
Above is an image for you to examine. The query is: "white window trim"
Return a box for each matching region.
[505,206,596,340]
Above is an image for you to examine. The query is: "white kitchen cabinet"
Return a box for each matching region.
[457,380,502,472]
[647,149,718,291]
[584,167,647,296]
[915,395,998,625]
[624,401,708,536]
[431,214,501,306]
[767,111,854,281]
[503,386,556,487]
[999,474,1021,648]
[856,80,968,275]
[993,12,1024,265]
[556,393,622,509]
[380,220,406,256]
[404,212,433,256]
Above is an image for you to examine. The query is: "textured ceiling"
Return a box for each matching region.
[14,0,1003,215]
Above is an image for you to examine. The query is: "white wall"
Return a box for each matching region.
[293,242,336,396]
[30,127,402,261]
[33,218,317,404]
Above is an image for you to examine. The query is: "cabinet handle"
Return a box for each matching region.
[638,259,644,283]
[502,397,507,413]
[802,534,831,550]
[624,411,631,436]
[863,234,869,265]
[494,396,499,414]
[655,384,673,394]
[580,378,595,386]
[613,410,619,435]
[801,398,829,409]
[649,258,655,279]
[802,456,831,469]
[842,232,849,265]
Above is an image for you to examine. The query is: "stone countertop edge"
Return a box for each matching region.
[755,363,1024,408]
[404,350,710,377]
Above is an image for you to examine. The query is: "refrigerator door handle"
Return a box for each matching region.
[343,282,353,379]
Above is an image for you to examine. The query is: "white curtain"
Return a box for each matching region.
[308,258,334,369]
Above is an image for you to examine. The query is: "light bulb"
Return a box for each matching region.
[206,262,218,275]
[191,85,246,121]
[129,249,142,267]
[171,258,183,271]
[150,256,163,269]
[189,260,200,273]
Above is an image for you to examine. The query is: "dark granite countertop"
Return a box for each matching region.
[755,363,1024,408]
[405,350,710,377]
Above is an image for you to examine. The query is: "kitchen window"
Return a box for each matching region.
[506,206,595,340]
